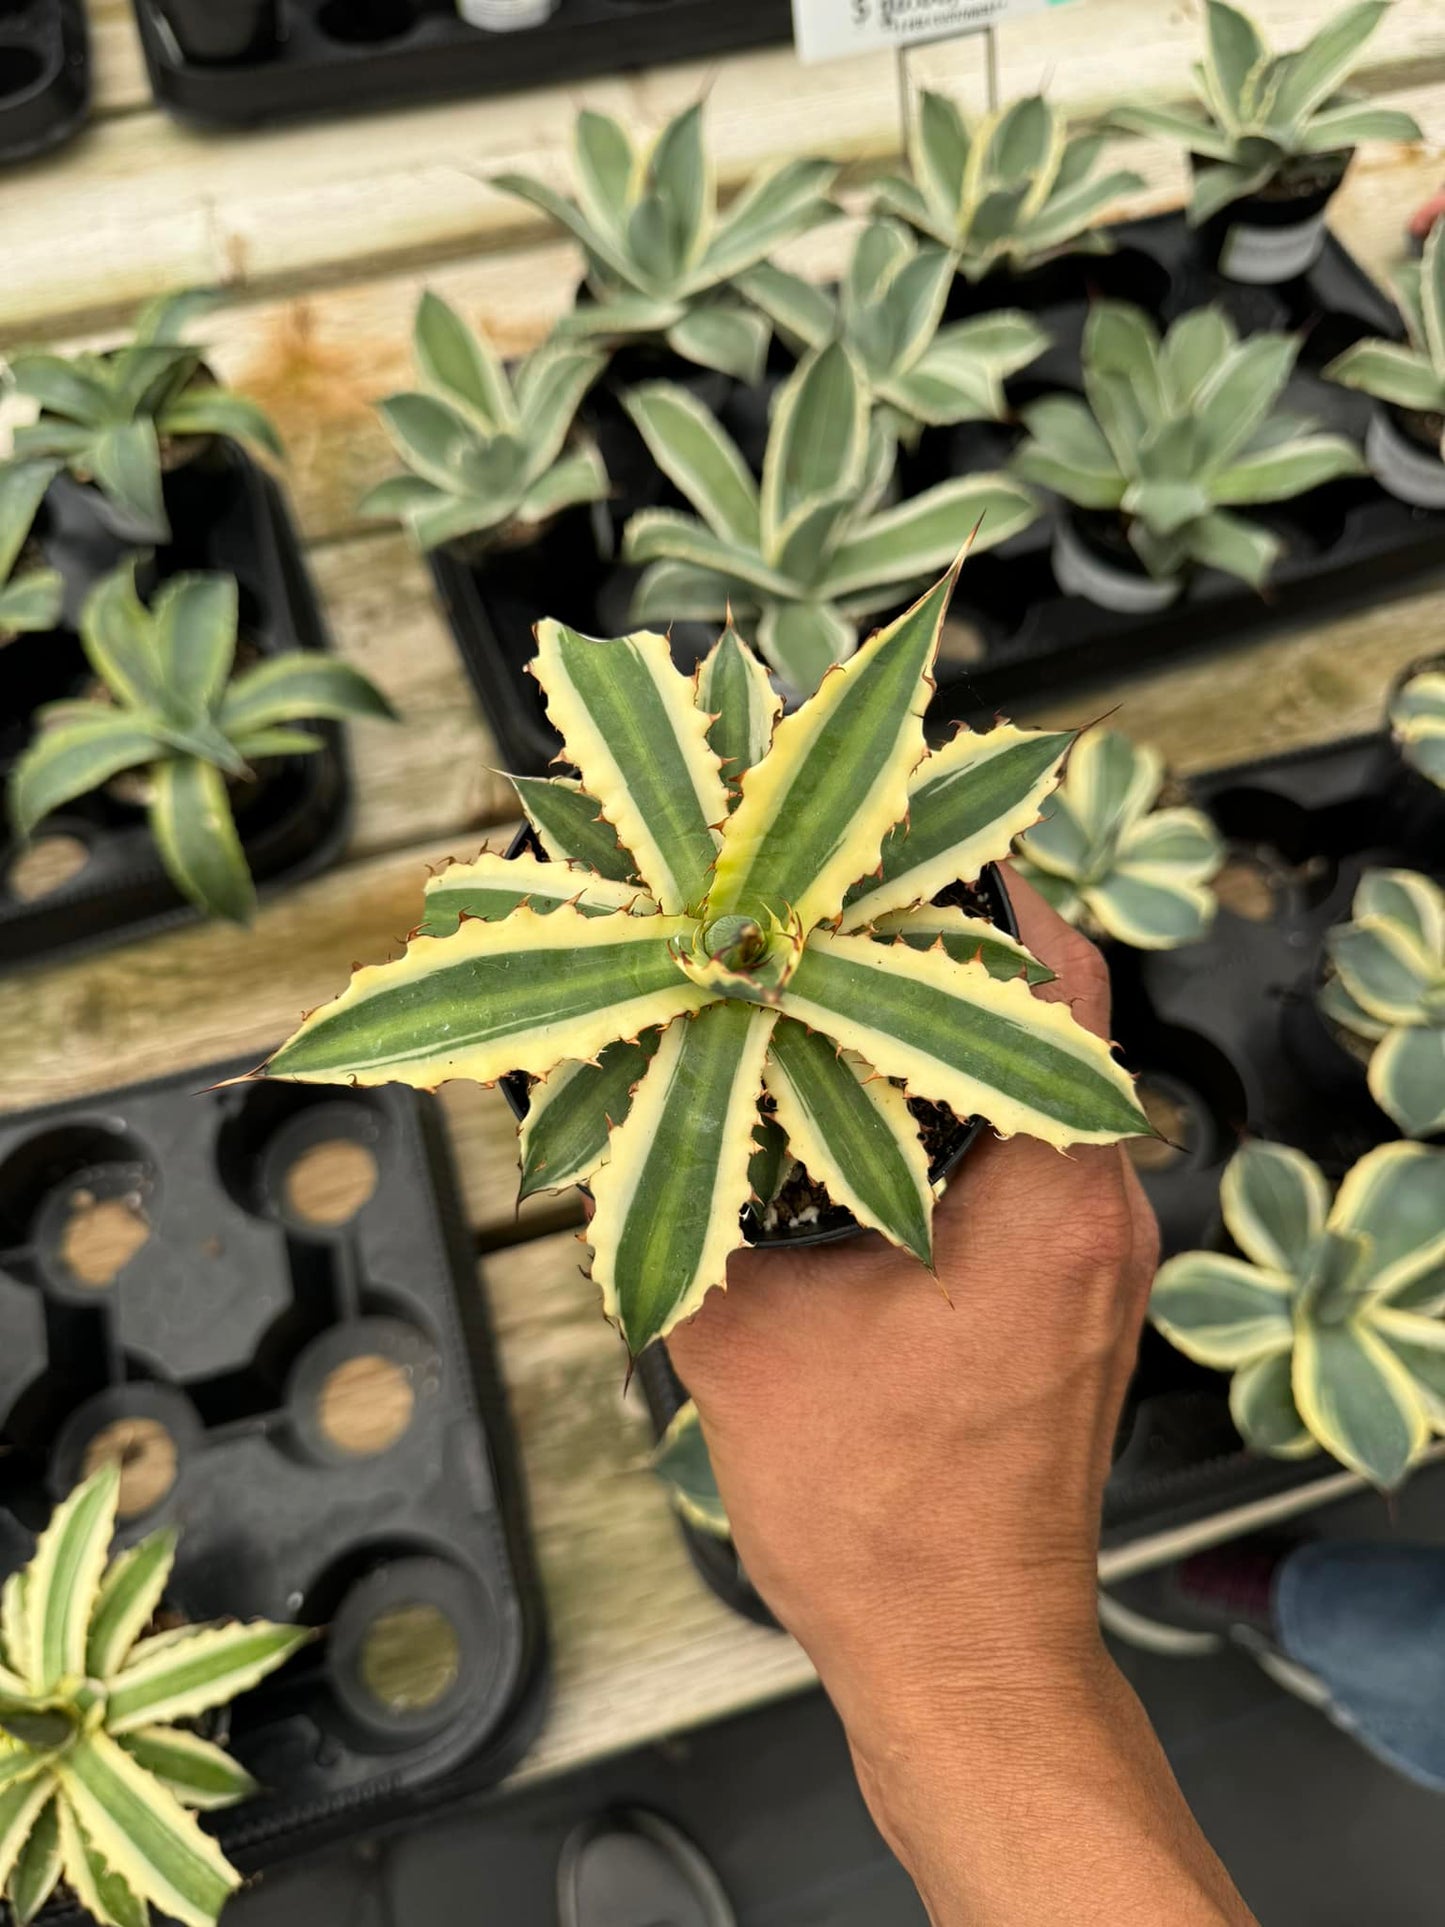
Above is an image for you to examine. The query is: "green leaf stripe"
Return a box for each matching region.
[108,1621,309,1734]
[871,906,1054,983]
[417,851,651,937]
[510,776,641,882]
[28,1465,119,1692]
[86,1530,178,1683]
[148,759,255,924]
[697,623,780,798]
[119,1727,259,1812]
[518,1032,660,1199]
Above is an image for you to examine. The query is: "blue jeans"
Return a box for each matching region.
[1275,1543,1445,1792]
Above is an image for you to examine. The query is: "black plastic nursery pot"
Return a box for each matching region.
[0,1056,547,1894]
[0,443,353,973]
[0,0,89,164]
[1189,148,1352,287]
[131,0,795,129]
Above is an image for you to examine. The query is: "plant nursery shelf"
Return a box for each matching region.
[131,0,794,130]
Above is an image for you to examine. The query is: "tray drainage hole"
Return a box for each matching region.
[1211,856,1278,922]
[82,1417,179,1519]
[0,43,44,97]
[316,0,416,42]
[1127,1078,1194,1174]
[283,1139,379,1228]
[58,1189,150,1288]
[317,1354,415,1459]
[7,835,90,903]
[358,1603,461,1714]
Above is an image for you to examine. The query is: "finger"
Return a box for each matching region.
[1002,861,1113,1040]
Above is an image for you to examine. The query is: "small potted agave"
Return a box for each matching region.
[1110,0,1420,285]
[0,1463,309,1927]
[1324,222,1445,509]
[873,90,1145,313]
[258,564,1149,1355]
[620,341,1037,695]
[1013,302,1363,612]
[1152,1138,1445,1490]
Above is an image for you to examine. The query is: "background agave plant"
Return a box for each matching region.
[651,1401,730,1540]
[0,1463,309,1927]
[8,563,395,922]
[1392,667,1445,789]
[1152,1140,1445,1489]
[3,289,282,542]
[1321,869,1445,1140]
[735,217,1048,447]
[495,104,838,383]
[0,458,63,642]
[1012,728,1224,949]
[261,567,1148,1354]
[1325,221,1445,458]
[360,293,607,553]
[873,91,1144,281]
[620,341,1037,693]
[1109,0,1420,225]
[1014,302,1363,586]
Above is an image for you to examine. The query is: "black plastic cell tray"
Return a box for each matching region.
[435,209,1445,778]
[0,1056,546,1888]
[640,734,1445,1616]
[132,0,793,130]
[0,446,352,972]
[0,0,89,165]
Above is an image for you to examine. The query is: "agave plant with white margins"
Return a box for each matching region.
[1391,668,1445,790]
[495,104,839,383]
[1321,869,1445,1140]
[8,562,395,922]
[1109,0,1420,227]
[1152,1139,1445,1489]
[1015,303,1363,595]
[0,1463,309,1927]
[359,293,608,553]
[735,217,1048,446]
[874,91,1144,281]
[651,1402,730,1539]
[0,459,63,642]
[1325,225,1445,506]
[4,289,282,542]
[620,341,1038,694]
[1013,730,1224,949]
[260,568,1149,1353]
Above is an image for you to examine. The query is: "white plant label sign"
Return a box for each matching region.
[792,0,1075,64]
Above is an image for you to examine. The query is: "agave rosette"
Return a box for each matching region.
[263,567,1148,1351]
[1152,1140,1445,1489]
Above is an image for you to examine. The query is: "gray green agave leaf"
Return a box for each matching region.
[0,459,64,643]
[1391,667,1445,791]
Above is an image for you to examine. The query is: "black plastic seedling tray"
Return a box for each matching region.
[132,0,793,130]
[0,445,353,972]
[0,0,88,165]
[0,1055,546,1886]
[638,733,1445,1614]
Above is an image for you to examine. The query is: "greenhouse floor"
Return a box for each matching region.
[232,1464,1445,1927]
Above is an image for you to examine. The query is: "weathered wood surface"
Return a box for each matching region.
[1,0,1442,1787]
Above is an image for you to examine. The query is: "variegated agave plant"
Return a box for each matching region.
[651,1402,729,1540]
[496,104,838,383]
[1013,730,1224,949]
[1152,1140,1445,1490]
[1014,303,1363,587]
[0,459,63,642]
[1110,0,1420,225]
[1392,667,1445,790]
[1321,869,1445,1140]
[736,217,1047,448]
[874,91,1144,281]
[1325,223,1445,458]
[0,1464,309,1927]
[261,567,1149,1352]
[4,289,282,542]
[359,293,607,552]
[8,563,395,921]
[621,342,1038,695]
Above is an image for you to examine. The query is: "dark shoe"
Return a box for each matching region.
[1102,1535,1301,1656]
[557,1810,735,1927]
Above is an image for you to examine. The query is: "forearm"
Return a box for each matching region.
[834,1644,1257,1927]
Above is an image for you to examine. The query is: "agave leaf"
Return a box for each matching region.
[1268,0,1389,129]
[1298,102,1423,153]
[622,385,760,546]
[1354,868,1445,951]
[1206,0,1266,115]
[1109,99,1235,159]
[86,1532,178,1684]
[417,851,652,936]
[56,1793,148,1927]
[590,1001,777,1351]
[106,1621,309,1735]
[759,344,868,563]
[699,158,840,286]
[25,1464,119,1692]
[555,293,683,342]
[780,930,1145,1148]
[573,109,636,237]
[664,306,770,385]
[1374,1310,1445,1427]
[413,291,516,431]
[651,1402,730,1538]
[493,170,639,287]
[2,1575,28,1689]
[1293,1316,1427,1490]
[842,724,1073,930]
[510,775,640,882]
[1230,1349,1316,1458]
[697,621,781,796]
[1082,871,1216,948]
[517,1032,661,1199]
[0,459,61,582]
[631,560,740,624]
[148,760,254,924]
[265,905,708,1089]
[1183,508,1280,586]
[754,602,855,691]
[8,1795,61,1925]
[0,1776,58,1903]
[89,421,168,540]
[1369,1024,1445,1139]
[734,262,835,353]
[532,621,728,915]
[9,712,162,839]
[150,576,237,722]
[763,1019,932,1263]
[1188,158,1275,224]
[0,569,65,639]
[1221,1141,1330,1275]
[1150,1251,1295,1367]
[707,571,953,932]
[870,906,1054,986]
[1329,916,1432,1024]
[1212,435,1362,503]
[160,386,283,461]
[219,655,397,735]
[516,447,609,525]
[623,510,798,599]
[820,474,1038,600]
[1331,1142,1445,1305]
[118,1728,258,1814]
[81,566,168,711]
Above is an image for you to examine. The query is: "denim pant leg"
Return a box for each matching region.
[1274,1542,1445,1793]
